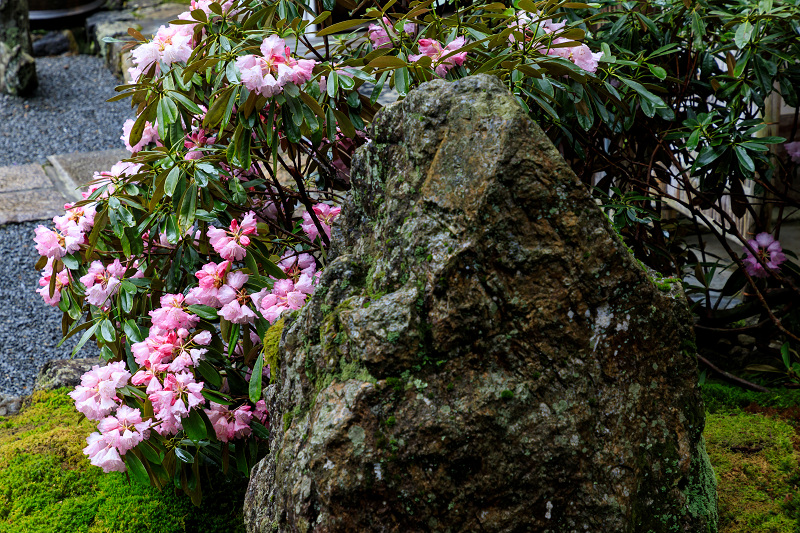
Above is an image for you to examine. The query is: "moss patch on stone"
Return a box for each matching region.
[705,412,798,532]
[263,319,284,383]
[0,388,247,533]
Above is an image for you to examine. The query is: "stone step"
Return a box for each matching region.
[0,148,129,224]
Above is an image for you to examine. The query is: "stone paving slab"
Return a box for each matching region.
[47,148,129,191]
[0,188,67,225]
[0,163,52,193]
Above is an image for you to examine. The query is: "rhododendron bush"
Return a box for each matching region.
[32,0,622,500]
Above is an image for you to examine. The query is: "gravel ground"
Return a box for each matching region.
[0,55,125,397]
[0,55,131,166]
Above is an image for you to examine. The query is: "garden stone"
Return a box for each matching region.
[34,357,102,391]
[244,74,718,532]
[0,392,21,416]
[32,31,74,57]
[0,0,37,95]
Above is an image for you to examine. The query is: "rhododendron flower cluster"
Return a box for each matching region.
[129,24,194,81]
[121,118,161,153]
[409,37,469,77]
[301,203,341,244]
[743,232,787,278]
[208,211,258,261]
[509,11,601,73]
[786,141,800,164]
[236,35,316,97]
[69,361,131,421]
[37,258,70,306]
[80,259,143,307]
[84,406,151,472]
[367,16,416,48]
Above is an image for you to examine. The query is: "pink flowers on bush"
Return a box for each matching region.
[208,211,258,261]
[367,17,416,48]
[236,35,316,97]
[84,406,152,473]
[69,361,131,421]
[409,37,469,77]
[130,24,194,80]
[301,203,341,244]
[786,141,800,163]
[743,232,787,278]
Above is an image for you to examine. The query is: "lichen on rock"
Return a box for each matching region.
[243,74,717,532]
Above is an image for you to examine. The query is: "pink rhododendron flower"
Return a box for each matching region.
[34,224,82,259]
[545,38,602,73]
[96,405,152,454]
[186,260,236,308]
[278,252,316,280]
[743,232,787,278]
[205,403,253,442]
[130,24,193,77]
[149,293,200,330]
[409,37,468,77]
[786,141,800,164]
[184,129,216,160]
[121,119,161,153]
[252,275,315,324]
[254,400,268,424]
[367,17,417,49]
[69,361,131,421]
[236,35,316,97]
[148,372,205,436]
[207,212,257,261]
[83,431,127,472]
[37,258,70,306]
[80,259,142,307]
[300,203,341,244]
[218,271,256,324]
[54,203,96,233]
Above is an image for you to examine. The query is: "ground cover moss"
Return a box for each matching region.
[0,388,246,533]
[705,412,798,532]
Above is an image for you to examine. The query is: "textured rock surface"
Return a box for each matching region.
[34,357,102,391]
[0,0,37,95]
[244,75,717,533]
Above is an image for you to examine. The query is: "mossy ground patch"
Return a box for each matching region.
[0,388,247,533]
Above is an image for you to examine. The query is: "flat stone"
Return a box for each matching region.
[48,148,129,193]
[0,188,67,224]
[35,357,102,391]
[0,163,51,192]
[0,392,22,417]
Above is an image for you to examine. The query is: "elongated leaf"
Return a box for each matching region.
[196,359,222,388]
[250,420,269,439]
[316,18,367,36]
[124,452,151,485]
[183,409,208,441]
[165,165,182,197]
[249,352,265,403]
[174,448,194,463]
[178,183,198,231]
[71,321,99,356]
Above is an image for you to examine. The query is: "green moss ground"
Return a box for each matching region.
[0,389,247,533]
[702,382,800,532]
[6,382,800,532]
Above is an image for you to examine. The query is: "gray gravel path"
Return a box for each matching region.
[0,54,127,397]
[0,55,131,166]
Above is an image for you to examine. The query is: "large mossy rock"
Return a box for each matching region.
[243,74,717,532]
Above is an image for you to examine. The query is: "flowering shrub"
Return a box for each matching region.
[32,0,615,499]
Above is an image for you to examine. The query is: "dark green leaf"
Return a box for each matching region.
[249,352,265,403]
